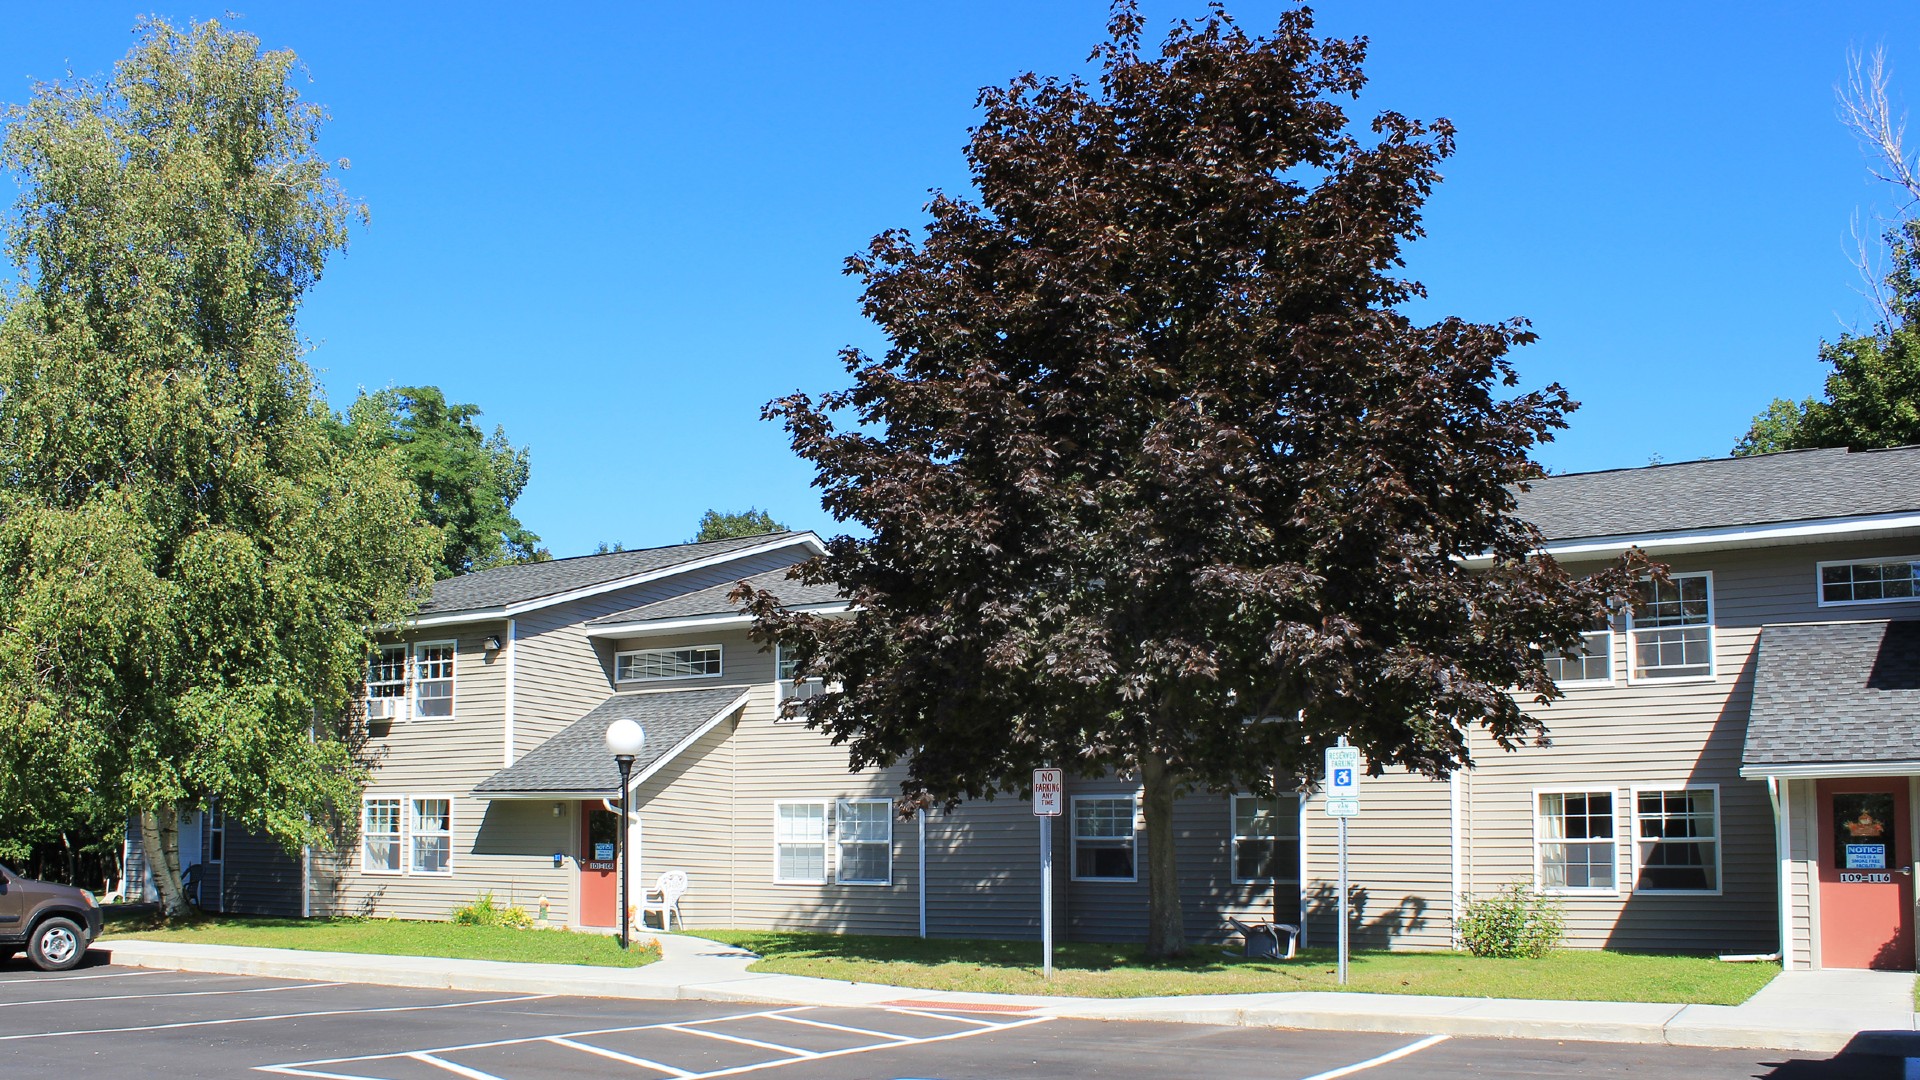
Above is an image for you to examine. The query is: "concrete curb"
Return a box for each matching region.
[97,939,1912,1054]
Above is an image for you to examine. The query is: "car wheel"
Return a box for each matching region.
[27,918,85,971]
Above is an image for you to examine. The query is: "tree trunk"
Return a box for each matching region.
[138,806,189,917]
[1139,749,1188,959]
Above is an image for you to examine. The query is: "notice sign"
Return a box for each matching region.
[1846,843,1888,870]
[1033,768,1064,817]
[594,842,615,861]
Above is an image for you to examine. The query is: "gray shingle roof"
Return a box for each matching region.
[1515,446,1920,542]
[471,687,750,797]
[589,565,844,626]
[1743,620,1920,769]
[418,533,805,615]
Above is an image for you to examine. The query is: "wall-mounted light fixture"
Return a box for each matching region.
[551,802,563,818]
[485,635,502,651]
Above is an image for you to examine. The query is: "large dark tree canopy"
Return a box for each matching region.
[745,5,1637,956]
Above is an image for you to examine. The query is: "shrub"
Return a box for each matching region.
[1457,883,1566,958]
[451,891,534,929]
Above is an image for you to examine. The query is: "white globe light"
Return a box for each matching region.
[604,717,645,758]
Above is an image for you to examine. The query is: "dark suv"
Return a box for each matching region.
[0,864,103,971]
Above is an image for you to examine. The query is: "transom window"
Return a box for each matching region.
[413,642,456,717]
[1819,558,1920,606]
[616,645,723,682]
[1073,795,1138,881]
[1543,628,1614,685]
[835,799,893,885]
[362,798,402,873]
[1634,788,1718,892]
[1628,574,1713,680]
[1231,794,1301,884]
[1537,790,1616,891]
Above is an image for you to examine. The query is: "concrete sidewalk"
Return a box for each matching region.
[99,934,1920,1054]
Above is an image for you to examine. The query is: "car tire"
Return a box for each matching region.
[27,918,85,972]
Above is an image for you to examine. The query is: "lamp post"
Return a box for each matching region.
[603,716,645,950]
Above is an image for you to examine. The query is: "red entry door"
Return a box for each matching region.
[1816,779,1915,970]
[579,805,619,927]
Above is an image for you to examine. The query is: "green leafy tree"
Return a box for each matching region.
[341,385,546,578]
[0,19,437,913]
[692,507,787,543]
[741,5,1640,958]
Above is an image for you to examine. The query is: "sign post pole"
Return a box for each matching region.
[1323,738,1362,987]
[1032,767,1064,980]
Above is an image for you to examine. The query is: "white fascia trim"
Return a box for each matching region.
[585,603,855,640]
[408,533,828,629]
[1460,510,1920,567]
[1740,761,1920,780]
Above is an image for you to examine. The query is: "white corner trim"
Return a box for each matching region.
[502,618,517,769]
[1460,510,1920,567]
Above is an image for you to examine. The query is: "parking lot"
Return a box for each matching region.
[0,956,1908,1079]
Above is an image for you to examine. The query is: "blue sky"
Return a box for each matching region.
[4,3,1919,556]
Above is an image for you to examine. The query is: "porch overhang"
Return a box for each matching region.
[471,686,751,800]
[1741,619,1920,781]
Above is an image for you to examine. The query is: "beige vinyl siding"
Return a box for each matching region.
[1785,778,1816,968]
[629,711,737,929]
[1303,771,1455,949]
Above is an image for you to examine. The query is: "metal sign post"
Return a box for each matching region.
[1033,767,1063,979]
[1324,740,1362,985]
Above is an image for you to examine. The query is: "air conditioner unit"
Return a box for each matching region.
[366,697,408,722]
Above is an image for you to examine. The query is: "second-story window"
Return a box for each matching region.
[1628,573,1713,680]
[1543,624,1614,686]
[365,645,409,721]
[414,642,456,717]
[616,645,723,682]
[1819,557,1920,606]
[776,645,824,714]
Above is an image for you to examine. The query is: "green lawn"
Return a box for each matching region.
[692,930,1778,1004]
[101,911,661,968]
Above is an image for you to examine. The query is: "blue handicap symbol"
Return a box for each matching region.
[1334,768,1352,787]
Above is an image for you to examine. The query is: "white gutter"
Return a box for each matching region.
[502,618,517,768]
[408,533,827,630]
[1768,776,1795,971]
[1460,510,1920,568]
[584,603,854,640]
[1739,761,1920,780]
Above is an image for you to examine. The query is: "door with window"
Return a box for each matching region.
[1816,778,1915,970]
[579,805,620,927]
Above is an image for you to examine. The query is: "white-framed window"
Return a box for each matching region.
[616,644,723,683]
[1536,789,1618,893]
[835,798,893,885]
[361,797,402,874]
[1230,794,1301,885]
[410,797,453,875]
[1818,557,1920,606]
[773,801,829,884]
[1072,794,1138,881]
[1543,628,1614,686]
[413,642,456,717]
[365,645,409,720]
[1632,787,1720,893]
[775,645,825,715]
[207,804,225,864]
[1627,573,1713,681]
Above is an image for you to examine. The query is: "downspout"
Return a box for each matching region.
[502,618,518,768]
[1448,771,1464,948]
[1769,776,1794,970]
[917,810,927,939]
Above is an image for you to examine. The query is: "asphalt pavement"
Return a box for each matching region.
[0,956,1908,1080]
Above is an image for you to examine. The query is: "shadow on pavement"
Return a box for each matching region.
[1756,1031,1919,1079]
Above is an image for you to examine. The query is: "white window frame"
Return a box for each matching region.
[1229,793,1302,885]
[1542,628,1615,688]
[360,796,403,875]
[1816,556,1920,607]
[615,644,724,684]
[772,800,830,885]
[834,798,893,885]
[774,645,826,719]
[207,804,225,865]
[409,796,454,876]
[412,641,457,718]
[1533,786,1621,896]
[1625,572,1716,684]
[1629,785,1722,896]
[365,644,410,721]
[1070,793,1139,883]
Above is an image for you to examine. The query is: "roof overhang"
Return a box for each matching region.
[1462,510,1920,568]
[470,687,751,800]
[585,603,855,640]
[1740,761,1920,780]
[407,533,828,630]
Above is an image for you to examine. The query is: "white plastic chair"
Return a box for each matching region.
[639,870,688,931]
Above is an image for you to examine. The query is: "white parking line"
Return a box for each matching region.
[0,993,554,1042]
[0,980,347,1009]
[765,1012,916,1041]
[258,1004,1050,1080]
[1296,1034,1451,1080]
[0,969,165,984]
